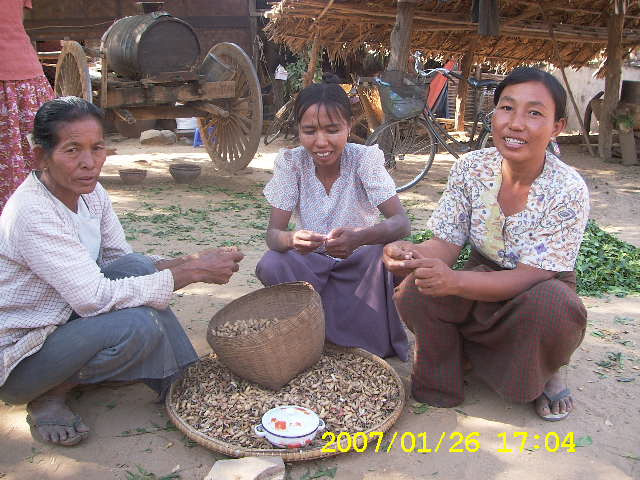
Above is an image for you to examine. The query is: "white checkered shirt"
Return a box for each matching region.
[0,173,174,386]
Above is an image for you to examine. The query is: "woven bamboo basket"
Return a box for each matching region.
[165,344,406,462]
[206,282,324,390]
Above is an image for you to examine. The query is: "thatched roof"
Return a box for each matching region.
[265,0,640,69]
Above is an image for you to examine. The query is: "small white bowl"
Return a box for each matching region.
[254,405,325,449]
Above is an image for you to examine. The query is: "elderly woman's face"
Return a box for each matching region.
[492,81,565,166]
[39,117,106,209]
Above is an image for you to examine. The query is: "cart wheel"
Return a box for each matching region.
[198,43,263,173]
[54,41,92,102]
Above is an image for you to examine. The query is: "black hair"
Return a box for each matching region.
[493,67,567,121]
[294,81,352,125]
[33,96,105,153]
[321,72,342,84]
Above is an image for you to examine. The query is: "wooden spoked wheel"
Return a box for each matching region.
[54,41,92,102]
[198,43,263,173]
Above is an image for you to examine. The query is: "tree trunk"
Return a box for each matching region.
[303,32,321,88]
[599,6,625,162]
[387,0,418,73]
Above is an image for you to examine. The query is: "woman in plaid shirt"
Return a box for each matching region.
[0,97,244,446]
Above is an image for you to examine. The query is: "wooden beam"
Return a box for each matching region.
[599,4,625,162]
[387,0,418,72]
[105,81,236,109]
[127,105,211,120]
[454,52,474,131]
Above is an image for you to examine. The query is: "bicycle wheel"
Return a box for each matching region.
[478,129,494,149]
[264,101,292,145]
[366,117,437,192]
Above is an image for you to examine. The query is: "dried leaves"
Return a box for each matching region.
[170,350,402,449]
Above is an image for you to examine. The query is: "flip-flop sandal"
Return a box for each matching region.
[26,414,88,446]
[536,388,572,422]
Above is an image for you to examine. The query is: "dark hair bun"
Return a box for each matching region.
[322,73,342,84]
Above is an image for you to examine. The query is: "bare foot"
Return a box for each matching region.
[534,371,573,421]
[26,385,89,446]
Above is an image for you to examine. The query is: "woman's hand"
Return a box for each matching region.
[292,230,326,255]
[191,247,245,284]
[325,227,361,258]
[170,247,244,289]
[382,240,421,276]
[405,257,460,297]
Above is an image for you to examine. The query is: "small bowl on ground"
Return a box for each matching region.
[254,405,325,449]
[118,168,147,185]
[169,163,202,184]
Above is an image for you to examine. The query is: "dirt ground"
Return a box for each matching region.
[0,136,639,480]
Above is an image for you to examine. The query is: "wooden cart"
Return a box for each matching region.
[54,9,262,174]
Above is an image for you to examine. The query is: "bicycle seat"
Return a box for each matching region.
[468,78,499,89]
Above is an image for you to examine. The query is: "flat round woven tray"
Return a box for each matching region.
[165,344,406,462]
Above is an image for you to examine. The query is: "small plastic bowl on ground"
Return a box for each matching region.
[118,168,147,185]
[169,163,202,184]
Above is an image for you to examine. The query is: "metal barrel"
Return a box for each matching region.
[102,11,200,79]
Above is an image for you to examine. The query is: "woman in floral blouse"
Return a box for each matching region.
[256,80,410,361]
[383,67,589,421]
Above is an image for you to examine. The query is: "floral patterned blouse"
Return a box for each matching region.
[427,147,590,271]
[264,143,397,234]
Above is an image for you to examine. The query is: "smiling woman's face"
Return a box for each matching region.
[298,103,351,170]
[492,80,566,167]
[38,116,106,210]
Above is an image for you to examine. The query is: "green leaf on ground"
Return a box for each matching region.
[411,402,430,414]
[300,467,337,479]
[24,447,42,463]
[575,436,593,447]
[125,464,180,480]
[620,454,640,461]
[614,316,635,325]
[117,421,177,437]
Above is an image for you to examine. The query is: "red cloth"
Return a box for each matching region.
[427,60,456,109]
[393,250,587,407]
[0,0,44,80]
[0,75,53,212]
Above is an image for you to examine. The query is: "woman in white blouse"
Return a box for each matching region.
[256,80,411,361]
[383,68,589,422]
[0,97,244,446]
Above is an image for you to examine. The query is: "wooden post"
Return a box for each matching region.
[301,0,334,88]
[599,3,625,162]
[387,0,418,72]
[303,31,321,88]
[454,51,475,132]
[539,6,595,156]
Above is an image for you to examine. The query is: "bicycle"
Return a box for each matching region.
[263,95,297,145]
[365,55,499,192]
